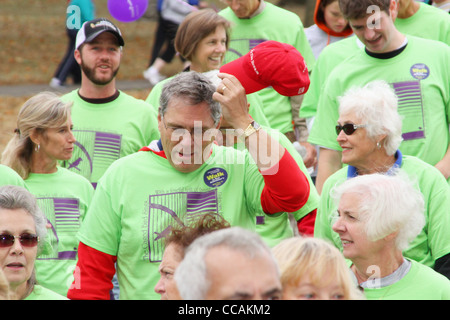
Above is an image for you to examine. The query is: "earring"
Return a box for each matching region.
[35,144,40,152]
[376,141,381,149]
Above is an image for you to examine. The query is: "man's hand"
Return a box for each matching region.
[212,72,252,131]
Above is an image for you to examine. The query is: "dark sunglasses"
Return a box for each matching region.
[0,233,39,248]
[335,123,366,136]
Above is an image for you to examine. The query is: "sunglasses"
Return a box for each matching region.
[335,123,366,136]
[0,233,39,248]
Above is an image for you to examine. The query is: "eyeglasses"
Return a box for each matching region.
[222,0,246,5]
[162,117,216,137]
[335,123,366,136]
[0,233,40,248]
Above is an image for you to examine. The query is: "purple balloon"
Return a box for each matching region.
[108,0,149,23]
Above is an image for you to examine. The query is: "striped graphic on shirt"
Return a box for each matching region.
[146,190,219,262]
[392,81,425,141]
[36,197,81,260]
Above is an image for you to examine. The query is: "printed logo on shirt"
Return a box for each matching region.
[63,130,122,187]
[391,81,425,141]
[203,168,228,188]
[36,197,81,260]
[144,190,220,262]
[410,63,430,80]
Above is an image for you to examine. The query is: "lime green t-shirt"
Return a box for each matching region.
[309,36,450,172]
[24,285,69,300]
[26,167,94,296]
[361,260,450,300]
[219,3,316,134]
[60,90,160,188]
[394,2,450,45]
[250,127,319,246]
[0,164,27,188]
[300,36,361,119]
[78,144,287,299]
[300,3,450,120]
[315,154,450,269]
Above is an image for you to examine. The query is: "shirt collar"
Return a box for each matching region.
[347,150,403,179]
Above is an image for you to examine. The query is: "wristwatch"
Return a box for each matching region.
[243,121,261,138]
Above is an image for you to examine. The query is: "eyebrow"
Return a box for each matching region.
[262,288,282,299]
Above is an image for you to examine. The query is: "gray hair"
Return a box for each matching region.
[338,80,403,156]
[159,71,222,125]
[174,227,278,300]
[331,171,425,251]
[0,185,47,249]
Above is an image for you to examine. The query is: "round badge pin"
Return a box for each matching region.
[204,168,228,188]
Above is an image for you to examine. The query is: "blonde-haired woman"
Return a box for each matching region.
[272,236,363,300]
[1,91,94,296]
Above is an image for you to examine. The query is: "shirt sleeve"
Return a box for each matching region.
[260,149,310,214]
[67,242,117,300]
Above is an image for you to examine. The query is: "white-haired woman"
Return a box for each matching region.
[331,173,450,299]
[314,80,450,279]
[0,185,67,299]
[1,92,94,296]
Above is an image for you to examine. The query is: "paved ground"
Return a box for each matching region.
[0,79,152,97]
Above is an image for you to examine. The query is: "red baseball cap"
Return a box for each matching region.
[220,40,310,96]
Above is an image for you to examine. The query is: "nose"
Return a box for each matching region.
[230,0,241,11]
[154,278,165,295]
[364,27,377,40]
[10,238,25,255]
[332,215,345,234]
[68,131,76,143]
[336,129,347,142]
[337,17,347,26]
[216,42,227,53]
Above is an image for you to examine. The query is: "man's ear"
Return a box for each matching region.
[74,48,82,65]
[215,116,223,130]
[390,0,399,20]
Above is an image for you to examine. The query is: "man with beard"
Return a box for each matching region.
[60,18,160,189]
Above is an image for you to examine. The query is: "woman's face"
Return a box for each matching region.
[336,111,376,168]
[332,192,385,262]
[190,25,227,73]
[0,208,38,292]
[154,243,183,300]
[282,272,346,300]
[35,116,76,162]
[323,1,348,33]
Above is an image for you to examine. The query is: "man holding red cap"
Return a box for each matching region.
[219,0,317,168]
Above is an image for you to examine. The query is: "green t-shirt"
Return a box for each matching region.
[394,2,450,45]
[315,154,450,268]
[26,167,94,296]
[300,4,450,120]
[219,3,316,134]
[24,285,69,300]
[251,127,319,246]
[145,75,271,128]
[361,259,450,300]
[60,90,160,188]
[300,36,361,119]
[0,164,27,188]
[78,143,290,299]
[308,36,450,174]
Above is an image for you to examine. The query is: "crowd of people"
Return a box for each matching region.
[1,0,449,301]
